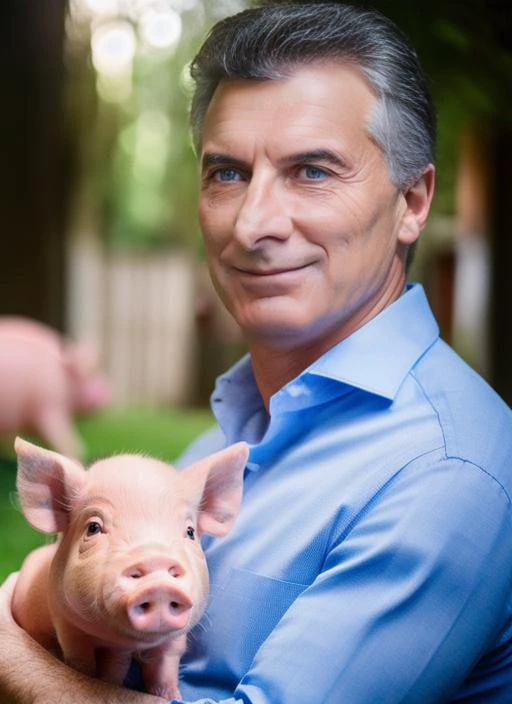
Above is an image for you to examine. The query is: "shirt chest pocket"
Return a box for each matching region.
[198,567,308,678]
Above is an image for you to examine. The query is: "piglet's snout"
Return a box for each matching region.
[122,555,194,635]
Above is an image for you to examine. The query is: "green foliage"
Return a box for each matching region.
[0,456,46,580]
[104,45,201,251]
[68,2,250,253]
[77,405,214,463]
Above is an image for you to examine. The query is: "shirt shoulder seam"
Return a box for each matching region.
[333,452,512,550]
[446,457,512,507]
[408,372,511,505]
[409,368,449,456]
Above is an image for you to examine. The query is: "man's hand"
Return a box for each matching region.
[0,572,168,704]
[0,572,19,629]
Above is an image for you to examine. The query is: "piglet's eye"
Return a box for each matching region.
[186,526,196,541]
[86,521,102,536]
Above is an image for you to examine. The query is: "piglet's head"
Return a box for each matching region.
[14,436,249,539]
[15,437,249,646]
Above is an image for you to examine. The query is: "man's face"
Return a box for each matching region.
[198,62,432,351]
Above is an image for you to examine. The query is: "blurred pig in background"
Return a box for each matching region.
[0,317,110,458]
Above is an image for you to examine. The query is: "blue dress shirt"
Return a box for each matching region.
[173,283,512,704]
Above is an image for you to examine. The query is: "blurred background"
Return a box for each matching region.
[0,0,510,575]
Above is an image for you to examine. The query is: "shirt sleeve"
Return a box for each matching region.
[177,456,512,704]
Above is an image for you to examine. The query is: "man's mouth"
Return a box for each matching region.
[233,263,312,277]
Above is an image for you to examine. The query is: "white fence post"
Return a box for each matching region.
[68,241,198,406]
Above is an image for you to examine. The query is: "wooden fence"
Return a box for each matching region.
[67,238,198,405]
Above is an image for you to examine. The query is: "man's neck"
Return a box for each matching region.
[247,276,407,411]
[249,342,323,411]
[248,319,362,411]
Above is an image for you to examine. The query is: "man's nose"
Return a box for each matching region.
[233,176,293,250]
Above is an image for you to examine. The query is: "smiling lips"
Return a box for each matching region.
[233,263,312,277]
[229,263,313,295]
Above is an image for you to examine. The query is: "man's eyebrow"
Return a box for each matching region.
[281,149,348,169]
[201,149,349,172]
[201,152,248,172]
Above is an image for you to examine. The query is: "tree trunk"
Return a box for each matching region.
[0,0,70,330]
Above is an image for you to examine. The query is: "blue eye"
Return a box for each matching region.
[302,165,328,180]
[215,168,242,182]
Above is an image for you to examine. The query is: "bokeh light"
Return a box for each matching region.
[91,21,136,76]
[139,9,182,51]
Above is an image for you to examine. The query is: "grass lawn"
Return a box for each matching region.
[0,405,214,581]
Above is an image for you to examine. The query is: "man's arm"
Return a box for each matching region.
[0,573,167,704]
[200,456,512,704]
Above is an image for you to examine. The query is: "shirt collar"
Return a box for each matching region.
[307,283,439,400]
[211,283,439,443]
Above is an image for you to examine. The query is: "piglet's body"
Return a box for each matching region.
[12,437,248,699]
[0,317,110,458]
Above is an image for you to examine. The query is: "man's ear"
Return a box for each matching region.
[398,164,436,246]
[15,437,86,533]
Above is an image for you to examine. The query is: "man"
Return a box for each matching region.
[1,3,511,703]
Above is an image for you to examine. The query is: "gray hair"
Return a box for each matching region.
[189,2,436,190]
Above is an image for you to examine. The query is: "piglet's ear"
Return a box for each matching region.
[15,437,86,534]
[186,442,248,538]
